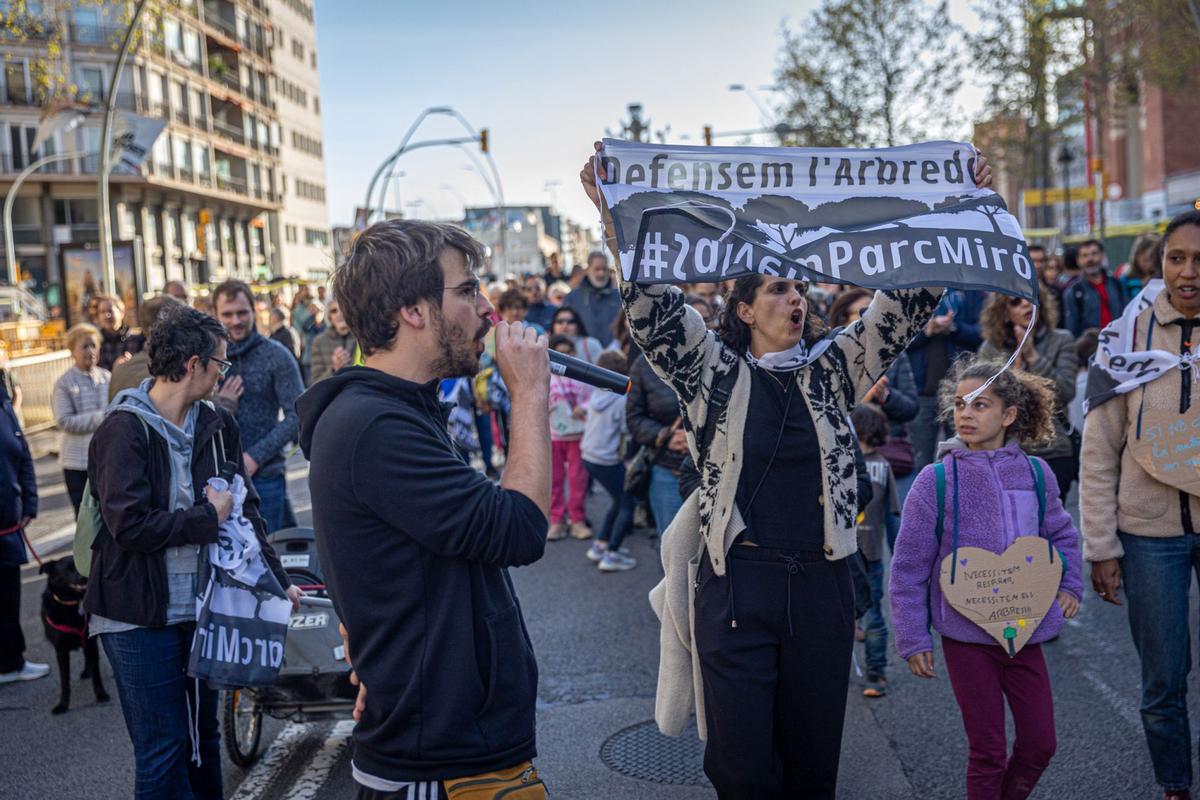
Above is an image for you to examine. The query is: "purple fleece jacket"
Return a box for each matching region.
[889,439,1083,659]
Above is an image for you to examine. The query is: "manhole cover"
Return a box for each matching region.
[600,719,710,786]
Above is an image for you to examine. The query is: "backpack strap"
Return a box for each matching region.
[1025,455,1054,567]
[698,360,738,468]
[933,461,946,546]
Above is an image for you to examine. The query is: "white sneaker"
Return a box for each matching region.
[599,552,637,572]
[0,661,50,684]
[586,542,607,562]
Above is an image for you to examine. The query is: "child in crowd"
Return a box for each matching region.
[548,334,592,541]
[1068,328,1099,435]
[890,359,1082,800]
[850,404,899,699]
[581,351,637,571]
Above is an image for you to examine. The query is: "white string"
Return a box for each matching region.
[963,304,1040,404]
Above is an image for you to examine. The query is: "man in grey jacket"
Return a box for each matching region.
[563,252,622,347]
[213,280,303,532]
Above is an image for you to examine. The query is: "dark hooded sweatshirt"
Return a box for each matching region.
[297,367,547,782]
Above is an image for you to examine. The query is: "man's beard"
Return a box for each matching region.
[429,308,489,379]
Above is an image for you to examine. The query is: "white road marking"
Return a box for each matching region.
[1080,668,1143,729]
[281,719,356,800]
[1060,604,1142,731]
[229,721,310,800]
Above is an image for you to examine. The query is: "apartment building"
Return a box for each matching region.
[0,0,327,322]
[267,0,331,281]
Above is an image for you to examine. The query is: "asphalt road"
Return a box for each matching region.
[0,449,1183,799]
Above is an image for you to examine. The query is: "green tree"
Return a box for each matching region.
[775,0,964,148]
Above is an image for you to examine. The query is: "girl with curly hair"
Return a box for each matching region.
[890,358,1083,800]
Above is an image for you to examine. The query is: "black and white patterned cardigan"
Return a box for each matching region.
[616,271,942,575]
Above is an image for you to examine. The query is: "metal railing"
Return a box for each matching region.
[214,67,241,93]
[0,224,41,245]
[70,22,124,46]
[9,350,71,433]
[205,11,238,40]
[216,174,247,195]
[212,117,246,144]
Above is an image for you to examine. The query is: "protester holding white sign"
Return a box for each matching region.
[582,140,993,799]
[1081,210,1200,799]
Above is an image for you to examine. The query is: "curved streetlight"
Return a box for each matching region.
[364,106,506,269]
[5,152,82,285]
[362,106,453,221]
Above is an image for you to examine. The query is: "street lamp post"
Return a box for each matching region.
[97,0,151,296]
[1057,144,1075,237]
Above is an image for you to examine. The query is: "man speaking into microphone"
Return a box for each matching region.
[297,219,551,799]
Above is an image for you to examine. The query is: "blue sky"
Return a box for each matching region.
[315,0,983,233]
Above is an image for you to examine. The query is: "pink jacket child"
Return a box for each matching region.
[549,375,592,442]
[890,439,1084,661]
[547,373,592,538]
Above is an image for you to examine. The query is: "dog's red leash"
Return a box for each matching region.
[0,521,45,568]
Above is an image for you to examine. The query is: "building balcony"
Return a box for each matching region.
[0,224,42,245]
[1,15,59,42]
[212,117,246,145]
[69,22,124,47]
[215,174,247,196]
[205,11,239,42]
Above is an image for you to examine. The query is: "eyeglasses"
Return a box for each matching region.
[208,356,233,377]
[1007,296,1029,307]
[444,280,481,303]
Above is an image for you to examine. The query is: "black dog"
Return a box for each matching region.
[40,557,109,714]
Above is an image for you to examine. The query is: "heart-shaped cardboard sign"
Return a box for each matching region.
[1129,408,1200,497]
[939,536,1062,657]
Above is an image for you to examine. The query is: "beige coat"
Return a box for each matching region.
[1081,289,1200,561]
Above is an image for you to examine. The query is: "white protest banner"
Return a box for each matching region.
[595,139,1036,302]
[109,110,166,175]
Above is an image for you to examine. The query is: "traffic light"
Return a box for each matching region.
[480,128,488,153]
[703,125,713,146]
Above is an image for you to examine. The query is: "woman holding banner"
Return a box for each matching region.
[1083,210,1200,800]
[581,142,992,799]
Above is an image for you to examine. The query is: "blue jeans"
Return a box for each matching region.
[1120,531,1200,792]
[584,460,637,550]
[252,474,286,534]
[861,558,888,677]
[649,465,684,538]
[100,625,223,799]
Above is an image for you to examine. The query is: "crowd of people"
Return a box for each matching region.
[0,163,1197,799]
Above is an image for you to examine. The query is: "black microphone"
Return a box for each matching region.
[548,350,630,395]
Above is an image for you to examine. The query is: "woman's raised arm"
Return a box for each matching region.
[581,143,718,406]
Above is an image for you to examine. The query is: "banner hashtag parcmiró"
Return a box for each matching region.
[595,138,1037,303]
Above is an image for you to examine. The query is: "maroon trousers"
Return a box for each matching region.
[942,638,1057,800]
